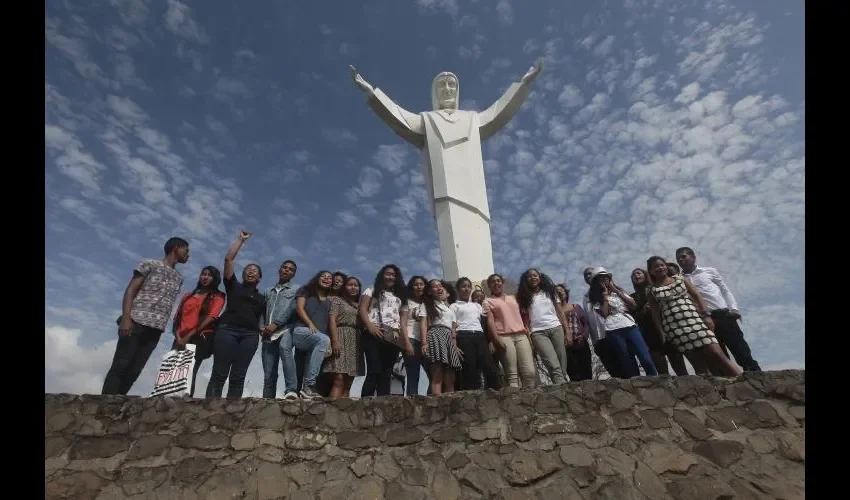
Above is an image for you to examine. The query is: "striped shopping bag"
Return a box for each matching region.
[150,344,196,397]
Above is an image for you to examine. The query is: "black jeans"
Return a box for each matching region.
[361,330,402,397]
[171,334,215,398]
[102,322,163,395]
[566,340,593,381]
[403,338,429,395]
[710,309,761,371]
[456,331,501,391]
[206,325,259,399]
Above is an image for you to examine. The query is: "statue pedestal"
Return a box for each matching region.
[435,200,494,285]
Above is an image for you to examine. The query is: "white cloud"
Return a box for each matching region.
[416,0,459,17]
[164,0,209,44]
[496,0,514,25]
[558,83,584,108]
[45,325,117,395]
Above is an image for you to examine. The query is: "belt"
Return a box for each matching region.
[708,309,732,317]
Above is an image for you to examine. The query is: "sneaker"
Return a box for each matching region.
[299,386,321,400]
[282,390,299,400]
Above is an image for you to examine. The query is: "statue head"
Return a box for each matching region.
[431,72,459,111]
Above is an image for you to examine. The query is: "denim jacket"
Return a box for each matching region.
[261,282,298,341]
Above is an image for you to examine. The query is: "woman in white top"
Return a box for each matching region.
[402,276,429,395]
[419,279,463,394]
[515,268,571,385]
[452,277,501,391]
[358,264,412,397]
[587,268,658,378]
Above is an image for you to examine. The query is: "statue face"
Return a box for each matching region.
[433,73,459,110]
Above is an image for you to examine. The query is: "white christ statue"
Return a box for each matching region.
[350,61,542,284]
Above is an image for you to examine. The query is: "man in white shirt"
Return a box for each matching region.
[676,247,762,372]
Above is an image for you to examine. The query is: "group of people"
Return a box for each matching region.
[100,230,761,400]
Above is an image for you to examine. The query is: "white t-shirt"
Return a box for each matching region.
[593,293,636,331]
[362,288,407,330]
[451,301,484,332]
[529,291,562,332]
[418,301,456,329]
[406,299,423,340]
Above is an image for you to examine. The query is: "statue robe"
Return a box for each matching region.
[366,82,531,282]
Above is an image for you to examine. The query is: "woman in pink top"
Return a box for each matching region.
[482,273,537,388]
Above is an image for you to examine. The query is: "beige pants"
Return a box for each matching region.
[499,332,537,388]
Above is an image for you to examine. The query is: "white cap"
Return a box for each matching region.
[590,267,612,281]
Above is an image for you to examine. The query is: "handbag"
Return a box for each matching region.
[150,344,197,397]
[373,291,408,351]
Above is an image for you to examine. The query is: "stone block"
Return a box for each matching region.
[559,444,593,467]
[285,429,329,450]
[611,410,642,429]
[336,430,379,450]
[384,426,425,446]
[126,434,172,460]
[69,436,132,460]
[176,431,230,451]
[640,409,671,429]
[692,439,745,467]
[637,387,676,408]
[672,409,713,440]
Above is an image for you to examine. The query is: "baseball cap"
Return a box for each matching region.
[590,267,612,281]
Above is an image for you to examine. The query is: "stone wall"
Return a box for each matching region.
[45,370,805,500]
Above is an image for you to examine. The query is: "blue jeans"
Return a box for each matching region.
[280,326,330,391]
[206,325,259,398]
[261,334,287,399]
[607,325,658,377]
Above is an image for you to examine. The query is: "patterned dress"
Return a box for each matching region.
[650,275,718,353]
[322,297,365,376]
[426,325,463,369]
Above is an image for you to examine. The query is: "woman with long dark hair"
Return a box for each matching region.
[402,276,429,395]
[419,279,463,394]
[587,268,658,378]
[207,231,266,399]
[330,271,347,297]
[515,268,570,385]
[483,273,537,388]
[172,266,226,397]
[646,256,741,376]
[555,284,593,382]
[452,277,501,391]
[358,264,412,397]
[441,280,457,304]
[631,268,688,376]
[281,270,334,399]
[324,276,364,397]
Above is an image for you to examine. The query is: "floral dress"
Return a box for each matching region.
[322,297,365,376]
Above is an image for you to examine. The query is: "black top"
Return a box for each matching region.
[219,275,266,331]
[630,291,663,349]
[293,294,331,334]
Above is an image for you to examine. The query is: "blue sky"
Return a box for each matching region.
[45,0,805,396]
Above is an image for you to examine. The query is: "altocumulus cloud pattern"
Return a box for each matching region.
[45,0,804,397]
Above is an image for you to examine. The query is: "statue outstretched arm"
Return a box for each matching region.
[478,60,542,141]
[350,65,426,148]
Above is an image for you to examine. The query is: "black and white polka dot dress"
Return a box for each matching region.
[650,275,718,353]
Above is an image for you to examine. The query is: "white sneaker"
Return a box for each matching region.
[282,390,299,400]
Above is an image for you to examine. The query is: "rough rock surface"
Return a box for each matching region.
[45,370,805,499]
